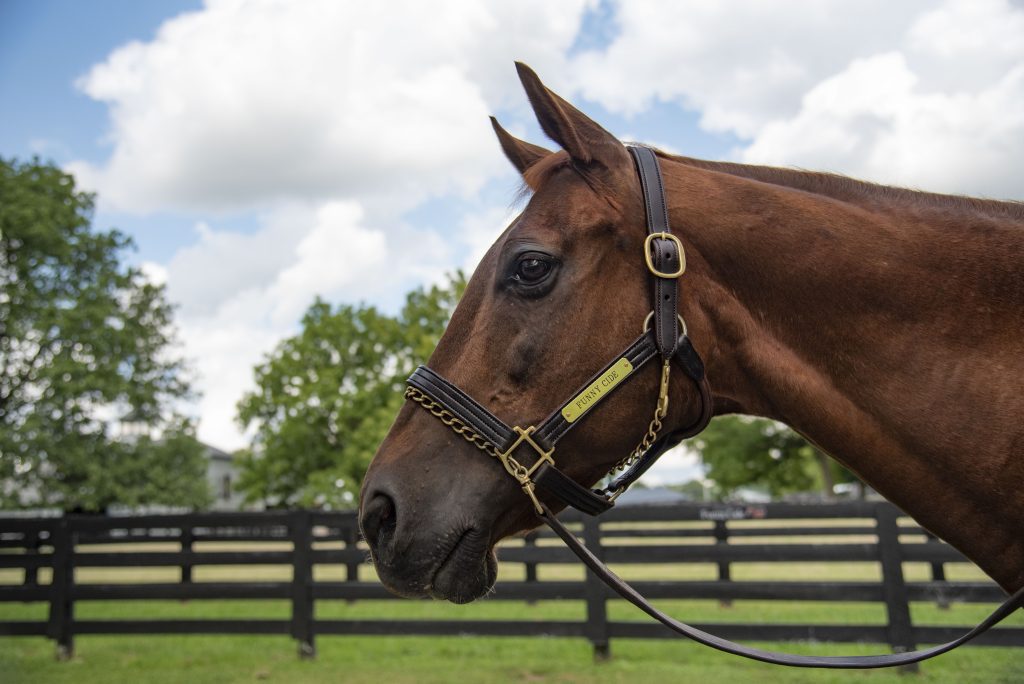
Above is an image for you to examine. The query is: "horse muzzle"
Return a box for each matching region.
[359,463,500,604]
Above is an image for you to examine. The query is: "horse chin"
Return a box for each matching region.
[370,525,499,605]
[427,528,498,604]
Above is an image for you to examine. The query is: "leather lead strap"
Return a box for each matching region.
[541,503,1024,669]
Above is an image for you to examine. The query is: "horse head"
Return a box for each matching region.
[358,64,709,603]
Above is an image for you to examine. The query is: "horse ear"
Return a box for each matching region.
[514,61,629,171]
[490,116,552,175]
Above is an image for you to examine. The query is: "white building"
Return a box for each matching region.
[203,443,247,510]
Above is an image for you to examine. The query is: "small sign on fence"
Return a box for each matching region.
[698,505,767,521]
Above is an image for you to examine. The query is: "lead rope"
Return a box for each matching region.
[540,501,1024,669]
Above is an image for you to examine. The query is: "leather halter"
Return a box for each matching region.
[402,144,1024,667]
[407,146,712,516]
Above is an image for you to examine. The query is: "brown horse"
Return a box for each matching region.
[359,63,1024,605]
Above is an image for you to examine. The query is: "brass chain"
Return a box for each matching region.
[404,387,496,455]
[405,386,549,514]
[612,360,671,474]
[611,402,664,473]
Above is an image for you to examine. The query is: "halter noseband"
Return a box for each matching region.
[404,145,712,516]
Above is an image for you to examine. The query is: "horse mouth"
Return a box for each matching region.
[426,527,497,604]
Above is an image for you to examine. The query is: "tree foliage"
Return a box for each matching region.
[236,274,465,508]
[691,415,856,499]
[0,158,210,511]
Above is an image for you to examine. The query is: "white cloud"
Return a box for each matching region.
[163,214,300,318]
[571,0,931,136]
[741,54,1024,199]
[573,0,1024,200]
[167,201,453,449]
[180,308,281,450]
[68,0,592,214]
[457,203,521,274]
[641,445,704,487]
[139,260,168,286]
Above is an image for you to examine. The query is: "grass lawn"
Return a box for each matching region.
[2,528,1022,682]
[3,590,1023,683]
[3,617,1022,684]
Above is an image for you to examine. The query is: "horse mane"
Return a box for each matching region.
[659,151,1024,223]
[518,147,1024,222]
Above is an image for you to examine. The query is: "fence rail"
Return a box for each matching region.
[1,501,1021,660]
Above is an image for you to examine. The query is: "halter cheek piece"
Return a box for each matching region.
[402,145,1024,668]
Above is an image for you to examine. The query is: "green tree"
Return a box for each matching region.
[670,479,708,501]
[691,415,856,499]
[0,158,210,511]
[236,274,465,508]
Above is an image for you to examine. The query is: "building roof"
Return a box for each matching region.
[202,443,233,462]
[615,486,691,506]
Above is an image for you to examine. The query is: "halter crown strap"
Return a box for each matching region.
[629,145,682,359]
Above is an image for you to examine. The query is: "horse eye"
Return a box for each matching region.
[514,256,552,284]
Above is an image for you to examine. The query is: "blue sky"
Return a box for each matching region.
[1,1,199,164]
[1,0,210,263]
[3,1,1022,486]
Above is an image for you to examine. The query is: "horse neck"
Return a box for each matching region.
[663,158,1024,591]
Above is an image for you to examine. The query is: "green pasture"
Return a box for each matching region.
[3,598,1022,683]
[2,528,1023,683]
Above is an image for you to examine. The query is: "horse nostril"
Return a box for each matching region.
[360,491,397,551]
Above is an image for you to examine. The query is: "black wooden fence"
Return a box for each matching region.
[1,501,1021,661]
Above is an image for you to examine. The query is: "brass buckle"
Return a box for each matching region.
[642,311,688,337]
[496,426,554,515]
[644,232,685,278]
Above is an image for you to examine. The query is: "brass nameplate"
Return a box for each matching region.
[561,358,634,423]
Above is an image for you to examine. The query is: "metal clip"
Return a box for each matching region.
[607,485,625,503]
[521,482,545,515]
[656,360,671,418]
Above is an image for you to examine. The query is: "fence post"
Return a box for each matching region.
[341,523,360,605]
[290,511,315,659]
[924,531,950,609]
[876,505,917,673]
[46,518,74,660]
[343,523,360,590]
[180,526,194,594]
[713,520,732,607]
[523,530,538,605]
[24,529,40,588]
[582,516,610,661]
